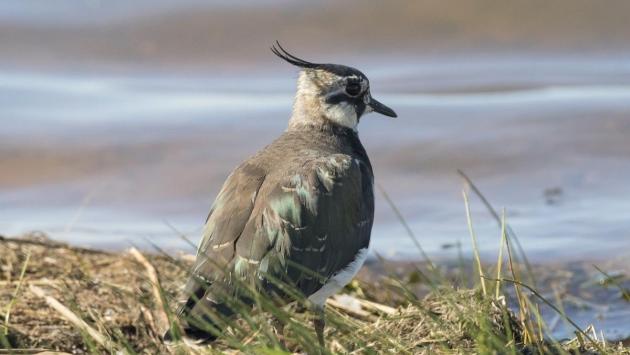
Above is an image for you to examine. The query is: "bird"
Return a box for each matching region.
[164,42,397,347]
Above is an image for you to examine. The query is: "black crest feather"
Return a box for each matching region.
[271,41,322,69]
[271,41,367,79]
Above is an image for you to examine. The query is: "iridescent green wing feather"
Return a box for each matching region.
[240,154,374,298]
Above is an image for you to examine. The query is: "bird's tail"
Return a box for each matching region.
[163,285,236,345]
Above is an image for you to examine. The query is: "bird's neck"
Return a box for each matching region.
[287,116,357,137]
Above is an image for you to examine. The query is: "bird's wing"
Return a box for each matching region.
[178,161,266,316]
[233,153,374,298]
[180,153,373,322]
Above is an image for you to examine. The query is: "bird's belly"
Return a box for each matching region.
[307,247,368,307]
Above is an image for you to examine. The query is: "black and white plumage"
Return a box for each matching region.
[165,42,397,346]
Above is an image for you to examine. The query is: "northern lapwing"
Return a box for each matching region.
[165,42,397,347]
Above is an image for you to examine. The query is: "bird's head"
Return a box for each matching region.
[272,42,397,131]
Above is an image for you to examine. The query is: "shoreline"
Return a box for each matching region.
[2,232,629,346]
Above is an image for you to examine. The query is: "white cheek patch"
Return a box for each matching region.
[321,78,368,130]
[324,101,358,130]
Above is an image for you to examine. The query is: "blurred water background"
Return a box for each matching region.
[2,0,630,261]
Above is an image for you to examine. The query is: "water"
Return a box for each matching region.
[3,57,630,261]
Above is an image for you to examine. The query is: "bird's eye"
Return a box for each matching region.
[346,82,362,96]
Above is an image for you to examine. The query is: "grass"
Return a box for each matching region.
[1,180,629,354]
[1,249,30,349]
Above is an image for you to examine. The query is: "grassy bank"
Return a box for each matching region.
[0,231,628,354]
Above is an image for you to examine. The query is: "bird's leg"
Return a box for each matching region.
[313,305,325,348]
[271,316,286,348]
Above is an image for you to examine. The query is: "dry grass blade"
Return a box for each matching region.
[495,209,507,300]
[490,277,606,353]
[128,247,169,332]
[593,264,630,302]
[457,170,536,286]
[326,298,373,320]
[28,285,116,351]
[63,183,105,234]
[376,183,438,274]
[502,225,535,345]
[3,251,31,335]
[0,234,106,255]
[355,298,397,315]
[462,189,487,296]
[328,294,397,318]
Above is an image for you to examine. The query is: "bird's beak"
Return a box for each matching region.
[368,97,397,118]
